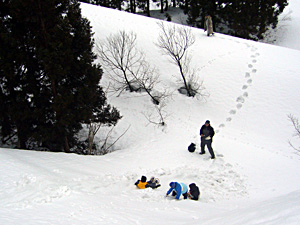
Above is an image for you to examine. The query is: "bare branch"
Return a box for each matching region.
[143,98,170,127]
[288,114,300,152]
[97,30,162,104]
[100,125,131,155]
[288,114,300,137]
[288,140,299,152]
[96,31,142,92]
[156,22,205,97]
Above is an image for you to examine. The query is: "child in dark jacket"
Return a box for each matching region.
[147,176,161,189]
[135,176,161,189]
[188,183,200,200]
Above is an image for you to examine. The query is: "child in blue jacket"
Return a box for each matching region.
[166,182,188,200]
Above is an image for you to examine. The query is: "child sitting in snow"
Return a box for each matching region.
[188,183,200,200]
[135,176,161,189]
[148,176,161,189]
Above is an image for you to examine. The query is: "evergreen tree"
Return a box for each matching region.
[86,0,123,10]
[185,0,288,40]
[222,0,288,40]
[0,0,43,148]
[186,0,202,27]
[186,0,217,29]
[0,0,120,152]
[136,0,150,16]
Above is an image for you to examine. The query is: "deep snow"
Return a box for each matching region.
[1,2,300,224]
[262,0,300,51]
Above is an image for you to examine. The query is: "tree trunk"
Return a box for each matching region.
[130,0,134,13]
[160,0,164,13]
[16,124,27,149]
[64,136,70,153]
[146,0,150,17]
[122,70,134,92]
[118,0,122,10]
[165,0,168,11]
[130,0,136,13]
[177,60,192,97]
[184,0,188,13]
[88,126,95,155]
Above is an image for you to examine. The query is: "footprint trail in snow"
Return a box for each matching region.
[215,43,260,133]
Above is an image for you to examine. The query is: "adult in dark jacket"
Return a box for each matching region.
[200,120,215,159]
[188,183,200,200]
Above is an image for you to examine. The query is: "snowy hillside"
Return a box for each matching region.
[263,0,300,51]
[1,2,300,225]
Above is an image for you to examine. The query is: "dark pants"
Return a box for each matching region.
[182,192,188,199]
[201,139,215,158]
[172,191,188,199]
[190,195,199,200]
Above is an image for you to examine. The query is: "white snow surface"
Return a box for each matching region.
[266,0,300,51]
[1,2,300,224]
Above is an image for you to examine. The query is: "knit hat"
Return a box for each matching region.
[141,176,147,182]
[169,182,176,188]
[189,183,196,188]
[205,120,210,124]
[150,177,155,183]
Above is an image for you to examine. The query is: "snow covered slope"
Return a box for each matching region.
[1,3,300,225]
[265,0,300,51]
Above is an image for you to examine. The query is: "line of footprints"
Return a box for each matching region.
[216,43,260,133]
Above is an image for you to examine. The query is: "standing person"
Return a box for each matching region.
[200,120,215,159]
[166,182,188,200]
[204,15,214,36]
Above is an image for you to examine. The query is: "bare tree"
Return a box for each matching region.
[97,30,162,104]
[288,114,300,152]
[97,31,142,92]
[87,123,130,155]
[143,100,169,126]
[98,125,130,155]
[156,22,203,97]
[129,60,161,104]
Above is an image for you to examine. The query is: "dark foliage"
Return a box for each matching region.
[81,0,288,41]
[81,0,122,10]
[186,0,288,40]
[0,0,120,153]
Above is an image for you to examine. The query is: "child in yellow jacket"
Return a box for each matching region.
[135,176,161,189]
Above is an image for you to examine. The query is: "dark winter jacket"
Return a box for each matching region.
[200,125,215,141]
[147,181,161,189]
[188,183,200,200]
